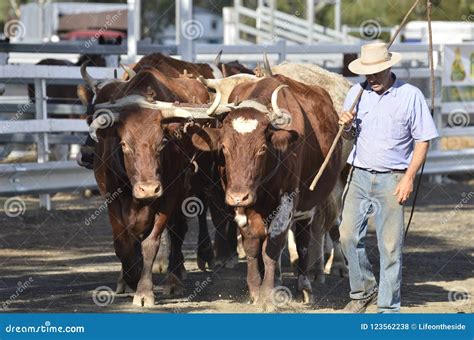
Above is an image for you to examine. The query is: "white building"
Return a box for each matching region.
[160,6,223,45]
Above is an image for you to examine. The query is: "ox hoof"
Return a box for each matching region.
[132,292,155,307]
[259,301,276,313]
[164,274,185,296]
[116,283,134,295]
[224,259,235,269]
[302,289,314,305]
[291,260,299,276]
[331,267,348,278]
[314,273,326,284]
[224,255,238,269]
[213,259,224,270]
[156,258,168,273]
[116,282,126,294]
[197,257,206,271]
[197,257,214,272]
[297,275,313,304]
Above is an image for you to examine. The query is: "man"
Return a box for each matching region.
[338,42,438,313]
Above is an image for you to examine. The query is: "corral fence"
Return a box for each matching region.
[0,40,473,210]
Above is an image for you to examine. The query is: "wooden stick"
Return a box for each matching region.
[309,0,421,192]
[309,84,364,191]
[388,0,421,48]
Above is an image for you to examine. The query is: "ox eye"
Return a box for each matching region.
[156,138,169,152]
[257,144,267,155]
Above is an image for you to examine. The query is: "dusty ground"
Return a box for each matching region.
[0,177,472,314]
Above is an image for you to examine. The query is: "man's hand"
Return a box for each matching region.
[393,174,414,204]
[338,110,355,129]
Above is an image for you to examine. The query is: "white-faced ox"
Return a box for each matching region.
[190,75,343,306]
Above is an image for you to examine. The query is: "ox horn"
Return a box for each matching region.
[80,62,99,90]
[120,64,137,79]
[95,95,232,119]
[197,75,209,87]
[198,76,222,115]
[148,100,231,119]
[269,85,291,126]
[213,50,223,65]
[207,91,222,116]
[263,52,273,77]
[89,109,120,142]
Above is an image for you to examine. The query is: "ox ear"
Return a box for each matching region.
[267,128,299,153]
[77,84,93,107]
[161,118,186,140]
[191,128,221,152]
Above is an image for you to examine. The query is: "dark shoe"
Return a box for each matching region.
[343,292,377,313]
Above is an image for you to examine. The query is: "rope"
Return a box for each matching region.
[404,0,434,239]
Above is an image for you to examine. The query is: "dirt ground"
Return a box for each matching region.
[0,176,472,314]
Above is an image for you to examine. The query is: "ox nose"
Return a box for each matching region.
[133,181,162,200]
[226,191,254,207]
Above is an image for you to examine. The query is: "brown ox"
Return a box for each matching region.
[191,74,342,306]
[79,52,254,107]
[82,63,241,270]
[126,51,254,80]
[88,68,221,307]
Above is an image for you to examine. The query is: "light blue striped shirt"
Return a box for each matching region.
[343,75,439,172]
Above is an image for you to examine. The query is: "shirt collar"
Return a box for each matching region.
[365,73,399,97]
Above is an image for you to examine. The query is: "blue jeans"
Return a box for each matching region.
[339,167,405,313]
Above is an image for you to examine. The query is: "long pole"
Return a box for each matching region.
[309,0,421,191]
[404,0,434,238]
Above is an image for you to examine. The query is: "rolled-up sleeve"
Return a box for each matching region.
[410,89,439,142]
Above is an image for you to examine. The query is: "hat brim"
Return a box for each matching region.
[348,52,402,75]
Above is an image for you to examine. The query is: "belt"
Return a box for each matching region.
[353,166,406,174]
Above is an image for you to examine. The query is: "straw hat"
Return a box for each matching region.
[349,42,402,75]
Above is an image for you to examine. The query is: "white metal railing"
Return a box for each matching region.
[233,0,359,45]
[0,42,472,210]
[0,65,123,209]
